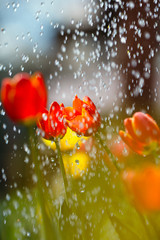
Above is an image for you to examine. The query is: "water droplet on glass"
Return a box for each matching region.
[75,159,79,165]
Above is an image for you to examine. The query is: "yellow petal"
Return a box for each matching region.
[63,151,90,178]
[42,127,89,151]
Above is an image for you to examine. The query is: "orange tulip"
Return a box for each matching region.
[63,95,101,136]
[1,72,47,124]
[119,112,160,155]
[37,102,67,140]
[122,166,160,212]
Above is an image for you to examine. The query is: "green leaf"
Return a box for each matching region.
[99,215,120,240]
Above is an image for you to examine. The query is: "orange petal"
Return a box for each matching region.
[82,108,93,124]
[67,115,88,135]
[132,112,160,143]
[83,96,96,111]
[124,118,140,142]
[63,106,78,120]
[73,95,83,114]
[119,130,145,155]
[122,166,160,211]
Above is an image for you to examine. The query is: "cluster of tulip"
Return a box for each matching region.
[120,112,160,211]
[1,72,160,238]
[1,72,101,137]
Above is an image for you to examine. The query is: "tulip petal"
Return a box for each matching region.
[119,130,145,155]
[49,102,67,138]
[73,95,83,114]
[132,112,160,143]
[124,118,140,142]
[31,72,47,113]
[83,96,96,111]
[67,115,88,135]
[2,75,34,121]
[1,72,47,124]
[37,101,67,140]
[64,95,101,136]
[63,107,78,120]
[122,166,160,211]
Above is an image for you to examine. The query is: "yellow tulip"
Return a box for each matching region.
[63,151,90,178]
[42,127,89,151]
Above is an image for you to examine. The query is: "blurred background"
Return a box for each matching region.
[0,0,160,198]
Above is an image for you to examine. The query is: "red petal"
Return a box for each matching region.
[1,72,47,123]
[49,102,67,138]
[37,109,51,139]
[49,101,60,115]
[30,72,47,114]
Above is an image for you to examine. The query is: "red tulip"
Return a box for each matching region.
[1,72,47,124]
[37,102,67,140]
[63,95,101,136]
[119,112,160,155]
[122,166,160,212]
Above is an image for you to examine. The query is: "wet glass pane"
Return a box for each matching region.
[0,0,160,239]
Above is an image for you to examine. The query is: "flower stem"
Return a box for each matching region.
[55,140,69,205]
[29,126,60,240]
[95,132,120,171]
